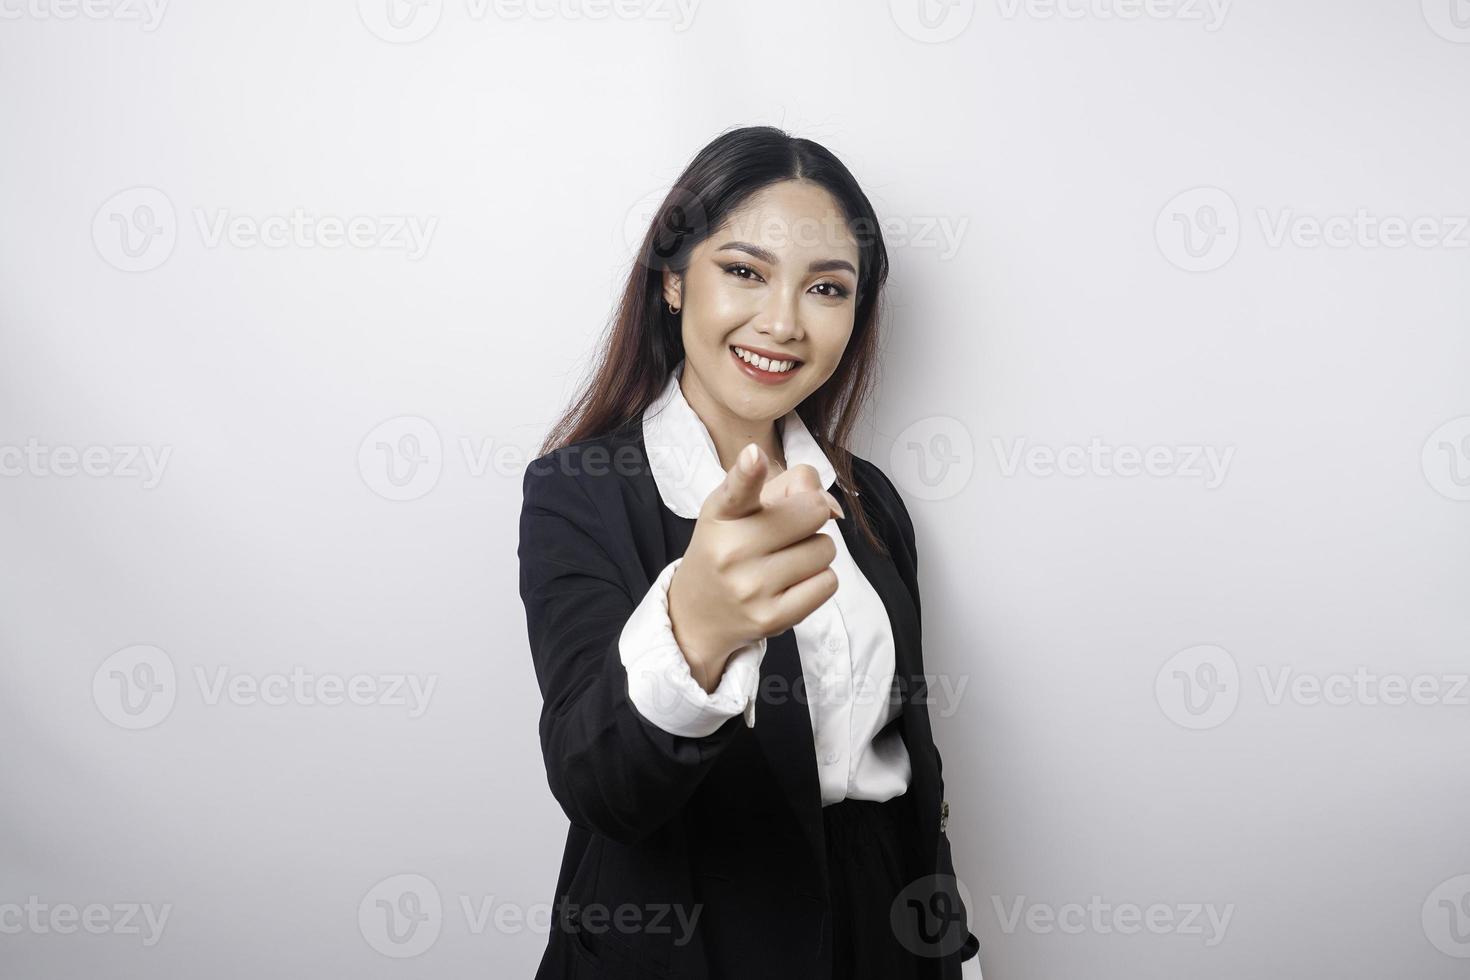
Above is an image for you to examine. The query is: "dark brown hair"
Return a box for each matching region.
[540,125,891,553]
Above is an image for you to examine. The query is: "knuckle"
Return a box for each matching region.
[732,572,760,603]
[751,606,781,636]
[710,543,738,572]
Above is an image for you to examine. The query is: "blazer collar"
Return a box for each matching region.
[641,358,837,519]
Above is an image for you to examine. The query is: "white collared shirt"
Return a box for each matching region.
[618,360,912,806]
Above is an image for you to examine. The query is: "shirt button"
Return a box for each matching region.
[825,636,841,652]
[822,749,840,765]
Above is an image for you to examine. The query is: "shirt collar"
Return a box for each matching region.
[642,358,837,519]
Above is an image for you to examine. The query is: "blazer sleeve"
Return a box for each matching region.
[518,458,746,844]
[619,555,768,736]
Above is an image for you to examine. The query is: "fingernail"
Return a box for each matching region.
[739,443,759,473]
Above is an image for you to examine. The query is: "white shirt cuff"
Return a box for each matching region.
[619,558,766,738]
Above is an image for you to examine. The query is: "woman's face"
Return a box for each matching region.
[664,179,860,427]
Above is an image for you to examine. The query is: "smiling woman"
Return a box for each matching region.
[519,126,980,980]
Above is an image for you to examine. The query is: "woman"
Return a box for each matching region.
[519,126,979,980]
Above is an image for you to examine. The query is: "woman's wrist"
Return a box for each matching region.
[667,575,736,693]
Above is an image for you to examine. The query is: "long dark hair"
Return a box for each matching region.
[541,125,891,553]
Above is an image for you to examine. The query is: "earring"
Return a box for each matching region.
[667,301,681,314]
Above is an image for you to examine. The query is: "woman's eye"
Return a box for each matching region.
[812,281,850,299]
[724,263,763,282]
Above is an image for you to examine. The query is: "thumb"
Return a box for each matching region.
[706,443,767,520]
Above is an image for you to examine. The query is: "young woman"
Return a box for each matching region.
[519,126,978,980]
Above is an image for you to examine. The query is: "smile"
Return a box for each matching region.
[730,344,802,384]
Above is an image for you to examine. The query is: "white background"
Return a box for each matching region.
[2,1,1469,977]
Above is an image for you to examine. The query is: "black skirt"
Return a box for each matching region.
[821,794,928,980]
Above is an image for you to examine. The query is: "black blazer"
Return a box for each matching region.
[518,419,980,980]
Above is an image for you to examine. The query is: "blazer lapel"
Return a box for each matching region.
[836,484,943,876]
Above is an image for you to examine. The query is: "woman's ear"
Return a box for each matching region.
[661,270,682,310]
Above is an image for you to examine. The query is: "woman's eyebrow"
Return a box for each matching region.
[716,240,857,276]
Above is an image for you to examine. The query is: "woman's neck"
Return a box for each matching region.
[679,370,786,474]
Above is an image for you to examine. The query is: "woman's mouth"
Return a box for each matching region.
[729,344,802,385]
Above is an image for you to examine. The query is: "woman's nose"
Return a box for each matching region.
[756,291,803,342]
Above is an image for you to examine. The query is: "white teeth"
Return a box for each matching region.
[733,346,796,373]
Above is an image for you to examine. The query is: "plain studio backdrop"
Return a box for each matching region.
[3,2,1469,978]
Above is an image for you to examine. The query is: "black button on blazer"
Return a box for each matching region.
[519,420,980,980]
